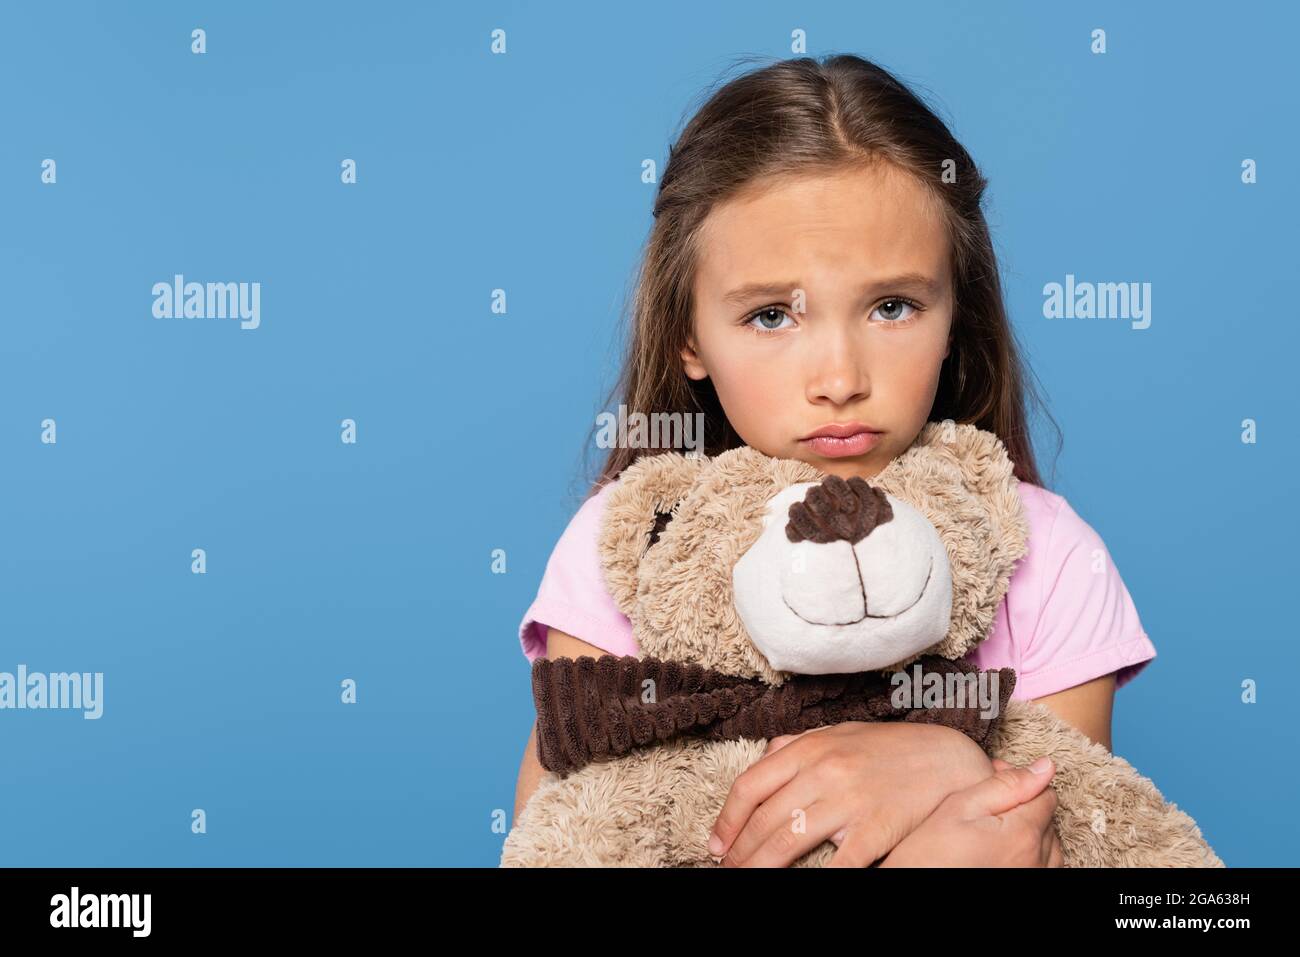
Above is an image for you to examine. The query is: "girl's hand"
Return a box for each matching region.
[708,720,995,867]
[878,757,1064,868]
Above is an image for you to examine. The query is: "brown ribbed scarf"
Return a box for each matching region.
[533,654,1016,775]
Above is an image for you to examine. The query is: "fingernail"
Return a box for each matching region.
[708,833,724,856]
[1028,756,1052,774]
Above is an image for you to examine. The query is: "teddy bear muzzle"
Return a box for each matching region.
[732,477,954,675]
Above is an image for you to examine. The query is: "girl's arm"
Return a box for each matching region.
[514,631,1105,864]
[869,674,1116,868]
[511,627,609,822]
[879,757,1064,868]
[512,721,543,823]
[516,628,1006,864]
[710,720,997,867]
[1032,673,1117,751]
[713,678,1116,867]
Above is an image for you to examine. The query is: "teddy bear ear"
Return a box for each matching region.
[886,419,1030,661]
[597,452,709,618]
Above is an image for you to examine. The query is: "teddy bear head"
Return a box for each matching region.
[597,420,1029,685]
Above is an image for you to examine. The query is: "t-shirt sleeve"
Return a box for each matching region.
[1013,494,1157,700]
[517,482,638,663]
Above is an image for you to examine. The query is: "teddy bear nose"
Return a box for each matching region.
[777,476,894,626]
[785,475,893,545]
[778,475,938,626]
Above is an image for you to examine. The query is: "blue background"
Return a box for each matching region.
[0,0,1294,866]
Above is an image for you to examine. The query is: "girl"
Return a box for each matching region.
[512,54,1156,867]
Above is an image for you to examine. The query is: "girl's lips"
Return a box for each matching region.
[801,430,881,458]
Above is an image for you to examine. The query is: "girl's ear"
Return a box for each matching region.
[680,337,708,380]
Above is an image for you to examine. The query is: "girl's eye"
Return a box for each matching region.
[745,306,795,333]
[743,298,923,332]
[872,298,920,323]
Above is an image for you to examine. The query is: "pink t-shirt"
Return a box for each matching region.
[518,479,1156,701]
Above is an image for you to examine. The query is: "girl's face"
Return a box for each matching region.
[682,163,954,481]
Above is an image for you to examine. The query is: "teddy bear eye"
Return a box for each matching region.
[647,509,675,548]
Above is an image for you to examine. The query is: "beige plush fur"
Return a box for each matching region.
[502,422,1222,867]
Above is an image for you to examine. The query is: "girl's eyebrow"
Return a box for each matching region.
[721,273,943,306]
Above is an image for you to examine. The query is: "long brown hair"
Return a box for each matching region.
[574,54,1059,501]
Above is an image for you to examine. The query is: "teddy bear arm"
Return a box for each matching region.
[989,700,1223,867]
[500,764,660,867]
[500,739,767,867]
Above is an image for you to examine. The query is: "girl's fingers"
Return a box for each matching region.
[764,725,831,755]
[952,757,1055,819]
[730,797,847,868]
[997,785,1059,845]
[1047,832,1065,868]
[825,812,896,868]
[709,747,802,858]
[989,758,1013,772]
[722,772,825,866]
[1041,822,1061,866]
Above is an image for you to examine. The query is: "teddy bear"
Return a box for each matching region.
[500,420,1222,867]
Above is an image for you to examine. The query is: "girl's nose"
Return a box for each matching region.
[803,324,871,406]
